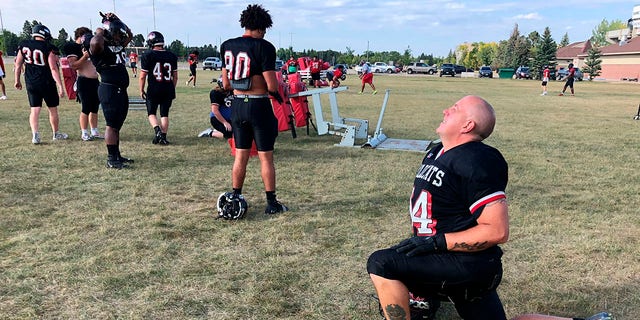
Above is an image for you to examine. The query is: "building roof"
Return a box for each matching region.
[556,40,591,59]
[591,36,640,56]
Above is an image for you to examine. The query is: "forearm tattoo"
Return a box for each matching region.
[384,304,407,320]
[451,241,489,251]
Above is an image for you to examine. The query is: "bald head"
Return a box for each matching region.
[461,95,496,139]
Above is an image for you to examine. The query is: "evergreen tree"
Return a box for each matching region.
[560,33,570,47]
[583,46,602,81]
[532,27,557,80]
[495,24,530,68]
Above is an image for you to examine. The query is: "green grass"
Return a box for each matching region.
[1,68,639,319]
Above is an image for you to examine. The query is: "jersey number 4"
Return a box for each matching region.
[152,62,173,82]
[411,190,437,236]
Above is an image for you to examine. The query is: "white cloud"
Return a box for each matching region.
[513,13,542,20]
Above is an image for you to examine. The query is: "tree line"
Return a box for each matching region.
[1,19,624,79]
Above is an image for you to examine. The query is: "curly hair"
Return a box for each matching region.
[74,27,92,40]
[239,4,273,31]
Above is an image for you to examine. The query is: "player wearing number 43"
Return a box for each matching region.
[139,31,178,145]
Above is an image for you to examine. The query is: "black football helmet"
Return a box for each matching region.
[31,24,52,40]
[102,19,129,46]
[216,192,247,220]
[146,31,164,48]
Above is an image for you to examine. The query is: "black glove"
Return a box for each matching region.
[269,90,283,104]
[391,233,447,257]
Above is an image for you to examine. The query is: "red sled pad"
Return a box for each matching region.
[228,137,258,157]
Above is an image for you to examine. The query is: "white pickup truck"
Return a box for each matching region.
[371,62,397,73]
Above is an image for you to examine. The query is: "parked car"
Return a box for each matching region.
[439,63,456,77]
[371,62,396,73]
[454,65,467,74]
[202,57,222,70]
[556,67,584,81]
[478,66,493,78]
[515,66,531,79]
[403,62,437,74]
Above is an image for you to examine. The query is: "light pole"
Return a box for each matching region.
[152,0,156,29]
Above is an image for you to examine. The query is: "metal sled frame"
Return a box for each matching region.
[129,97,146,110]
[289,86,369,147]
[362,89,437,153]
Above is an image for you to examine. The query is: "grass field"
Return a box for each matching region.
[1,65,639,320]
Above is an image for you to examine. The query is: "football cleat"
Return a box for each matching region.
[585,312,614,320]
[198,128,213,138]
[264,200,288,215]
[216,192,248,220]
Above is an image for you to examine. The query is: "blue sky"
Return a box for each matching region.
[0,0,635,57]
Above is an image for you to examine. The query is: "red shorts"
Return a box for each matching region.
[362,73,373,84]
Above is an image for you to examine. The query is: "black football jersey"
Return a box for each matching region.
[410,141,508,237]
[209,89,233,121]
[220,36,276,81]
[140,50,178,99]
[90,44,129,88]
[17,39,59,87]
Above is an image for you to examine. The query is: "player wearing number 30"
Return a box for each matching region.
[367,96,510,320]
[139,31,178,145]
[14,24,69,144]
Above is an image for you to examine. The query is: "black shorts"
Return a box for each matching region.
[76,77,100,115]
[565,77,574,88]
[146,97,173,117]
[98,83,129,130]
[541,80,548,86]
[189,64,197,76]
[210,116,233,139]
[26,82,59,108]
[311,72,320,80]
[130,62,137,69]
[231,96,278,151]
[367,246,506,320]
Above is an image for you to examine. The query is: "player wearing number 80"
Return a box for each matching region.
[219,4,288,216]
[367,96,510,320]
[139,31,178,145]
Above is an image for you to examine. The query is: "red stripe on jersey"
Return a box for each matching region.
[469,191,506,214]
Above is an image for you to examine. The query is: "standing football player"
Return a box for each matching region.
[89,12,134,169]
[559,63,576,96]
[14,24,68,144]
[128,51,138,78]
[63,26,104,141]
[219,3,288,216]
[139,31,178,145]
[185,50,198,87]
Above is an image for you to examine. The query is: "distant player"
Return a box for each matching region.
[186,50,198,87]
[329,65,345,88]
[540,65,550,96]
[14,24,68,144]
[139,31,178,145]
[559,63,575,96]
[129,51,138,77]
